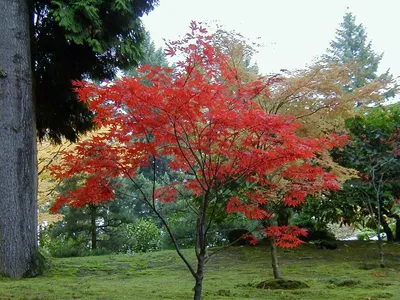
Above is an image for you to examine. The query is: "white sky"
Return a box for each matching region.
[142,0,400,77]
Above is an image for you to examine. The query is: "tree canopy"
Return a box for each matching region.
[332,104,400,242]
[324,12,395,97]
[33,0,158,143]
[49,23,346,299]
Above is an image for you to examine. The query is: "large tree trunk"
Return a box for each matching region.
[0,0,38,278]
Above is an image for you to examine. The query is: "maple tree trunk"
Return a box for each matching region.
[0,0,38,277]
[270,238,282,279]
[193,254,205,300]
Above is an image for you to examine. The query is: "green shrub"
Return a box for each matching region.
[39,225,89,258]
[126,219,161,253]
[357,228,377,241]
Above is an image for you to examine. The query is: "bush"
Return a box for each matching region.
[357,228,379,241]
[301,228,336,242]
[126,219,162,253]
[51,240,89,258]
[39,225,89,257]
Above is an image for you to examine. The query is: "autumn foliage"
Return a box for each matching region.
[50,22,347,298]
[51,21,346,246]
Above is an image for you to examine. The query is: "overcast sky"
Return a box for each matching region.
[142,0,400,78]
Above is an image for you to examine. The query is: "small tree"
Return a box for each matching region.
[51,23,344,299]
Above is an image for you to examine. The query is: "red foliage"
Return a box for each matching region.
[51,23,344,251]
[262,226,308,248]
[241,233,259,246]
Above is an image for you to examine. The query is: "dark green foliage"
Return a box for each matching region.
[124,31,169,77]
[332,104,400,241]
[160,198,255,249]
[325,12,389,91]
[32,0,158,143]
[324,12,397,102]
[227,229,251,246]
[34,250,51,276]
[43,186,141,256]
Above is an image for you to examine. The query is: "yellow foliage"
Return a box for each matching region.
[257,61,395,184]
[37,128,109,225]
[261,61,395,137]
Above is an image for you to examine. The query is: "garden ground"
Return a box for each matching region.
[0,241,399,299]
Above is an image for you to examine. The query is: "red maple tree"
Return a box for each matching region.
[50,22,345,299]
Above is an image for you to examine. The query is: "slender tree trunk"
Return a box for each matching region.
[270,237,282,279]
[90,206,97,250]
[376,193,385,268]
[193,193,208,300]
[377,231,385,268]
[193,252,205,300]
[0,0,38,278]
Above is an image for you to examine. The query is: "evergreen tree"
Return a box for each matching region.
[33,0,159,143]
[124,31,169,77]
[325,12,391,93]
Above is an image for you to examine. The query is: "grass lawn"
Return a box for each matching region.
[0,241,399,299]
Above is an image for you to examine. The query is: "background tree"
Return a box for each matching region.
[34,0,158,142]
[0,0,157,278]
[43,176,159,256]
[40,32,170,256]
[124,31,169,77]
[332,105,400,245]
[37,140,74,226]
[257,17,398,236]
[324,12,396,97]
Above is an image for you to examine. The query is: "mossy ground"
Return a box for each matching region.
[0,241,399,299]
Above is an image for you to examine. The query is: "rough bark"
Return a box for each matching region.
[0,0,38,278]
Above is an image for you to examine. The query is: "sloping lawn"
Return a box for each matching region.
[0,241,399,299]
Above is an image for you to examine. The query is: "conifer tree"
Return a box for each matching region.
[325,12,391,93]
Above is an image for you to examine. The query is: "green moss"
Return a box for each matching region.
[0,241,398,299]
[256,279,310,289]
[326,278,360,287]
